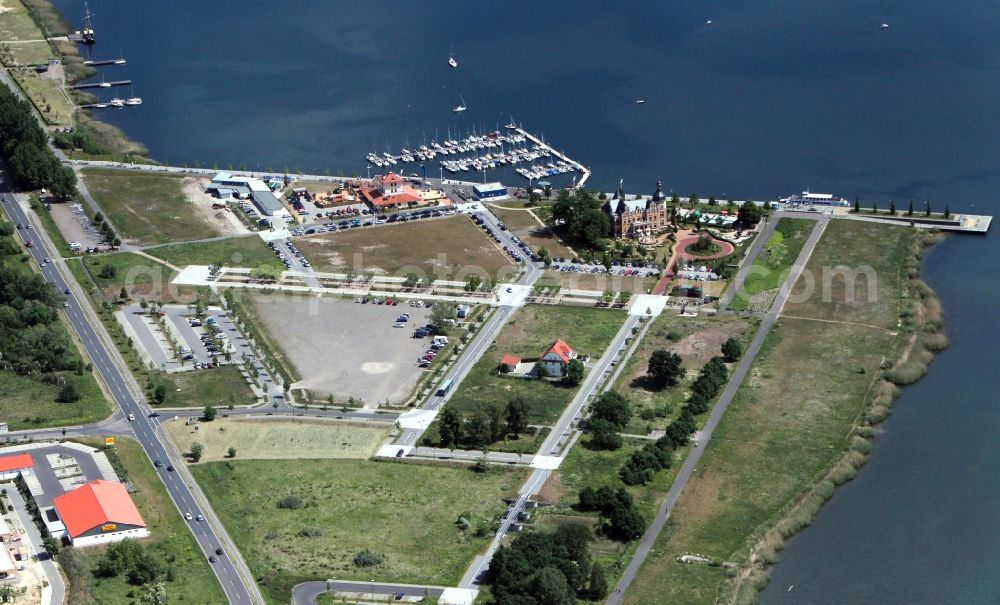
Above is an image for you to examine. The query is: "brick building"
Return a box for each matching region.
[603,180,674,239]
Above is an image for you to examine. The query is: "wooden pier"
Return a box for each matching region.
[68,79,131,90]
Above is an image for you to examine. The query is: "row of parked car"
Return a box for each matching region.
[414,333,448,367]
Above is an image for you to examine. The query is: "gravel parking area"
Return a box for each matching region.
[249,294,433,406]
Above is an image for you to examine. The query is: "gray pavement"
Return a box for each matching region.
[292,580,446,605]
[1,179,265,605]
[7,487,64,605]
[606,214,829,604]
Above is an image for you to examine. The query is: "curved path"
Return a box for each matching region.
[652,233,735,295]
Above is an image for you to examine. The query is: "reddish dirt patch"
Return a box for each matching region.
[653,232,735,295]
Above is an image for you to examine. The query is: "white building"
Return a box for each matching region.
[52,480,148,547]
[539,339,575,377]
[207,173,290,220]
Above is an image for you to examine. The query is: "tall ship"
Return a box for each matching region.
[779,191,850,206]
[81,1,95,44]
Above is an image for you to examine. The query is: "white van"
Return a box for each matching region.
[433,335,449,345]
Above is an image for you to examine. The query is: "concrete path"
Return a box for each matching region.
[606,214,828,604]
[7,488,65,605]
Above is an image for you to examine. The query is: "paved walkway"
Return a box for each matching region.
[606,214,828,604]
[7,488,65,605]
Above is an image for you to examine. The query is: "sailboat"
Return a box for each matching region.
[81,1,95,44]
[125,85,142,106]
[448,45,458,68]
[452,94,467,113]
[109,97,125,108]
[114,49,126,65]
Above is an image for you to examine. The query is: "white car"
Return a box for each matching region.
[127,413,135,421]
[393,322,405,328]
[185,512,193,520]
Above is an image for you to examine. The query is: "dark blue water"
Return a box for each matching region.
[52,1,1000,602]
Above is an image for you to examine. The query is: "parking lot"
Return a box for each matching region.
[117,304,243,372]
[247,294,434,406]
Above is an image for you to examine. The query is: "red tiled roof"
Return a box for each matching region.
[371,191,421,207]
[500,354,521,367]
[53,480,145,538]
[0,454,33,473]
[541,339,573,363]
[380,172,404,185]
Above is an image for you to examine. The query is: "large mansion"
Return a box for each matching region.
[603,181,673,239]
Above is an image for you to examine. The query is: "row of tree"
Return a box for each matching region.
[551,189,610,249]
[0,84,76,198]
[577,485,646,541]
[438,397,530,448]
[486,523,607,604]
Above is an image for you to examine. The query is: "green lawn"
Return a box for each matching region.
[61,438,226,605]
[443,305,626,425]
[614,313,755,435]
[191,459,527,605]
[147,365,257,408]
[728,218,815,311]
[0,368,110,430]
[81,169,221,245]
[1,40,54,66]
[621,221,917,605]
[11,70,74,125]
[0,0,44,42]
[146,235,276,269]
[69,253,210,305]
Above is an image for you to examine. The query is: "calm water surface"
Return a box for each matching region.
[50,1,1000,602]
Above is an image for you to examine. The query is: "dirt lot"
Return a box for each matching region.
[181,177,249,237]
[49,201,102,250]
[165,417,388,462]
[248,293,434,406]
[296,216,516,280]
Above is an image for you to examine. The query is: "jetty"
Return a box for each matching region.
[68,79,131,90]
[507,124,590,187]
[82,58,126,66]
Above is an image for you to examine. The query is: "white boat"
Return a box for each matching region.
[109,97,124,107]
[125,97,142,106]
[453,94,467,113]
[448,44,458,68]
[635,99,645,104]
[880,22,890,29]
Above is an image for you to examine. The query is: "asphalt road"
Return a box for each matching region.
[0,181,264,605]
[292,580,446,605]
[605,214,829,604]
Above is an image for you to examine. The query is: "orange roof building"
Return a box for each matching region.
[500,354,521,373]
[52,480,148,547]
[0,453,33,480]
[359,172,424,210]
[539,339,576,377]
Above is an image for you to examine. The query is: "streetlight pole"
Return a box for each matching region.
[370,579,375,603]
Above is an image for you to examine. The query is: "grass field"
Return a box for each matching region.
[784,219,914,328]
[166,417,389,462]
[0,368,110,430]
[728,217,815,311]
[69,252,209,305]
[146,235,276,269]
[148,365,257,409]
[1,39,53,65]
[81,169,221,244]
[62,438,225,605]
[621,221,914,605]
[192,459,527,604]
[11,69,73,125]
[0,0,43,42]
[296,216,515,280]
[443,305,626,425]
[614,313,755,435]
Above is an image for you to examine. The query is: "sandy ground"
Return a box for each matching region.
[165,416,389,462]
[181,177,250,237]
[250,294,434,406]
[49,202,101,250]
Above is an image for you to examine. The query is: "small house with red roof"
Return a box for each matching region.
[359,172,423,211]
[539,339,576,377]
[499,354,521,373]
[0,453,33,481]
[52,480,147,547]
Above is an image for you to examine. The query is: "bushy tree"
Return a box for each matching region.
[564,358,585,386]
[189,442,204,462]
[57,382,80,403]
[647,349,683,389]
[737,200,764,227]
[589,390,631,429]
[439,407,463,447]
[588,418,623,450]
[202,405,217,422]
[721,337,743,362]
[505,397,530,437]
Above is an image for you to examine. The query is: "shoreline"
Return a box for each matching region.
[724,229,948,604]
[15,0,154,162]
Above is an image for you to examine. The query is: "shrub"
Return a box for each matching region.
[277,495,302,510]
[353,549,384,568]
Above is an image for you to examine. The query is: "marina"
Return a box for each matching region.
[68,79,132,90]
[364,122,591,187]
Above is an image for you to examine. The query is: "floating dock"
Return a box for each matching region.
[68,79,132,90]
[82,58,126,66]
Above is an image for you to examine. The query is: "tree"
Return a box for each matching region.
[721,337,743,362]
[529,567,575,605]
[429,303,455,335]
[202,405,216,422]
[227,447,237,458]
[189,442,204,462]
[99,263,118,279]
[590,390,631,429]
[708,195,718,206]
[564,358,585,386]
[588,418,623,450]
[889,200,896,215]
[606,503,646,540]
[853,198,861,213]
[737,200,764,227]
[587,564,608,599]
[439,407,463,448]
[57,382,80,403]
[925,201,931,217]
[543,184,552,199]
[908,200,914,216]
[647,349,683,389]
[119,286,129,300]
[505,397,529,437]
[152,384,167,404]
